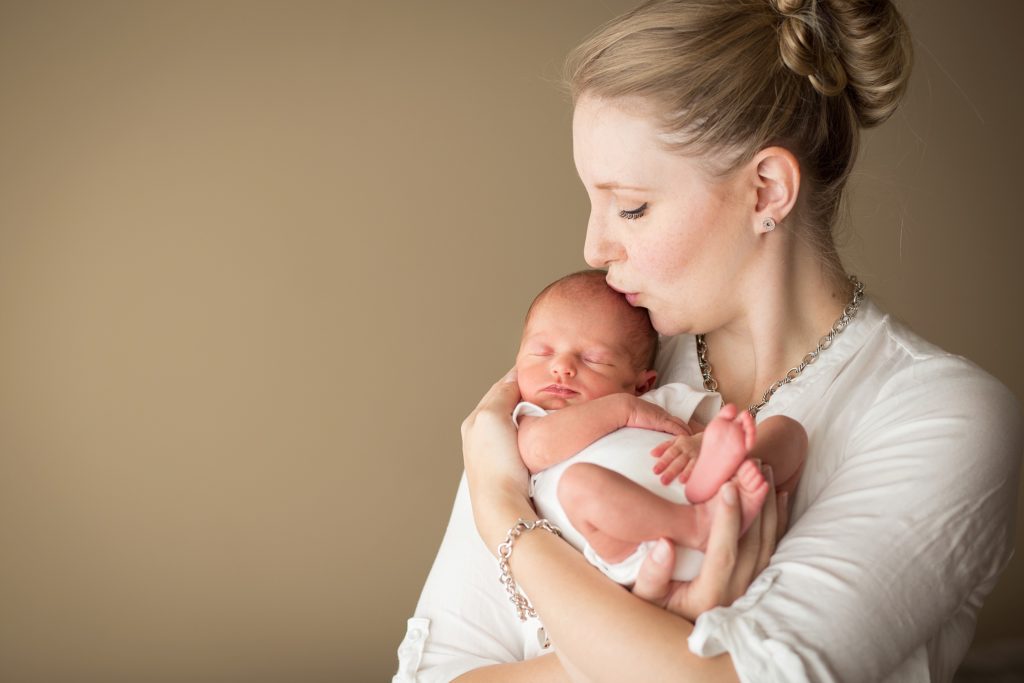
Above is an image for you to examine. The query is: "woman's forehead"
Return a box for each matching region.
[572,95,688,189]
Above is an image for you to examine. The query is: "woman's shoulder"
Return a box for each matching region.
[759,298,1021,478]
[854,301,1019,415]
[828,301,1022,475]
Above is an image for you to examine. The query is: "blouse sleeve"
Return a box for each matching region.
[688,359,1023,683]
[395,474,530,683]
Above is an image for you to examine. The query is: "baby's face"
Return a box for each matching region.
[516,294,655,411]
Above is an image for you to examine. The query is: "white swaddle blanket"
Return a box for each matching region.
[514,382,721,583]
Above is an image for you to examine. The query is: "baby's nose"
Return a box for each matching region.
[551,356,576,378]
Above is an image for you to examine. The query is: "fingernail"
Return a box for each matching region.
[764,465,774,488]
[504,368,518,383]
[651,539,671,563]
[779,492,789,508]
[722,482,737,506]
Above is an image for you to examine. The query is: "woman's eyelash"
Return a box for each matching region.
[618,202,648,220]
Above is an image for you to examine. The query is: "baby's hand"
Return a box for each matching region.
[624,397,690,436]
[651,432,704,486]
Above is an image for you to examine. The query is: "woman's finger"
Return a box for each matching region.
[754,466,779,575]
[682,482,742,614]
[462,368,521,436]
[461,368,533,547]
[477,367,520,410]
[730,484,763,597]
[461,367,526,482]
[631,538,674,606]
[778,492,791,535]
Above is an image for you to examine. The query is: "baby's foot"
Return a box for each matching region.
[684,404,756,504]
[693,462,769,550]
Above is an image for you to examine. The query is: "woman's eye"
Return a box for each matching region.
[618,202,648,220]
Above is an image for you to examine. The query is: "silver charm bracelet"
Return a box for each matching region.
[497,518,562,621]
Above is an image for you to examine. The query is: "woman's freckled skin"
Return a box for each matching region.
[573,95,759,337]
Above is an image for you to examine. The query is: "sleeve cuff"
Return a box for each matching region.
[512,401,548,427]
[688,570,811,683]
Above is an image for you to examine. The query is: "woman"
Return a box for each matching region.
[396,1,1023,681]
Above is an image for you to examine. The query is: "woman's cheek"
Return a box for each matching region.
[640,240,688,292]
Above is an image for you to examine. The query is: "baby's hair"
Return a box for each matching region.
[526,269,659,370]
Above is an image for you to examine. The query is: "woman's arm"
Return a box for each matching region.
[453,653,570,683]
[398,475,544,683]
[686,362,1023,682]
[463,360,1024,682]
[460,372,759,683]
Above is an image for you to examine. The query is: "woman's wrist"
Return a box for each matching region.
[475,486,538,552]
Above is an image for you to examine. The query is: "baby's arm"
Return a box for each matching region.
[652,411,807,496]
[518,394,689,474]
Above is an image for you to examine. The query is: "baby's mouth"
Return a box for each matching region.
[542,384,579,397]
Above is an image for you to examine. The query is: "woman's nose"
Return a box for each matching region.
[583,209,622,267]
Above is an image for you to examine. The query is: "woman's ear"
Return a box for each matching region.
[751,146,800,233]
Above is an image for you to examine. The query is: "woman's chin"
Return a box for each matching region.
[648,311,693,338]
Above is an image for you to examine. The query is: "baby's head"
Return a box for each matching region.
[516,270,658,410]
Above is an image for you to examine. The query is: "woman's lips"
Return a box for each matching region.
[607,281,640,306]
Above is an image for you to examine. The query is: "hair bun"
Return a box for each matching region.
[772,0,913,128]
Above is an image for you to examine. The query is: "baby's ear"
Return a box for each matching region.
[635,370,657,395]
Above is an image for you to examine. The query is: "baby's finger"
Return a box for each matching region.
[650,440,673,458]
[652,446,680,475]
[681,457,698,482]
[660,456,689,485]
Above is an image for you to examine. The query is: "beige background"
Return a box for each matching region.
[0,1,1021,682]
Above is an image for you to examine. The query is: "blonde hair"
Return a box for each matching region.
[566,0,913,277]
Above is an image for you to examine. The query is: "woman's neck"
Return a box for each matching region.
[700,241,852,409]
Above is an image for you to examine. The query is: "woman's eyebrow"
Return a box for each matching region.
[594,181,648,191]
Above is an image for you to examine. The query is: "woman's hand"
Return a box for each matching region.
[461,368,536,550]
[631,466,791,621]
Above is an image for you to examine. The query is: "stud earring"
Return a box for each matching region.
[762,217,776,232]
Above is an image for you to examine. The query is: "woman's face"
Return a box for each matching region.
[572,94,759,336]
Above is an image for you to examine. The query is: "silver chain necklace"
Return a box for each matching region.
[696,275,865,417]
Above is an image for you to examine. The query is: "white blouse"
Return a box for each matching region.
[395,299,1023,683]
